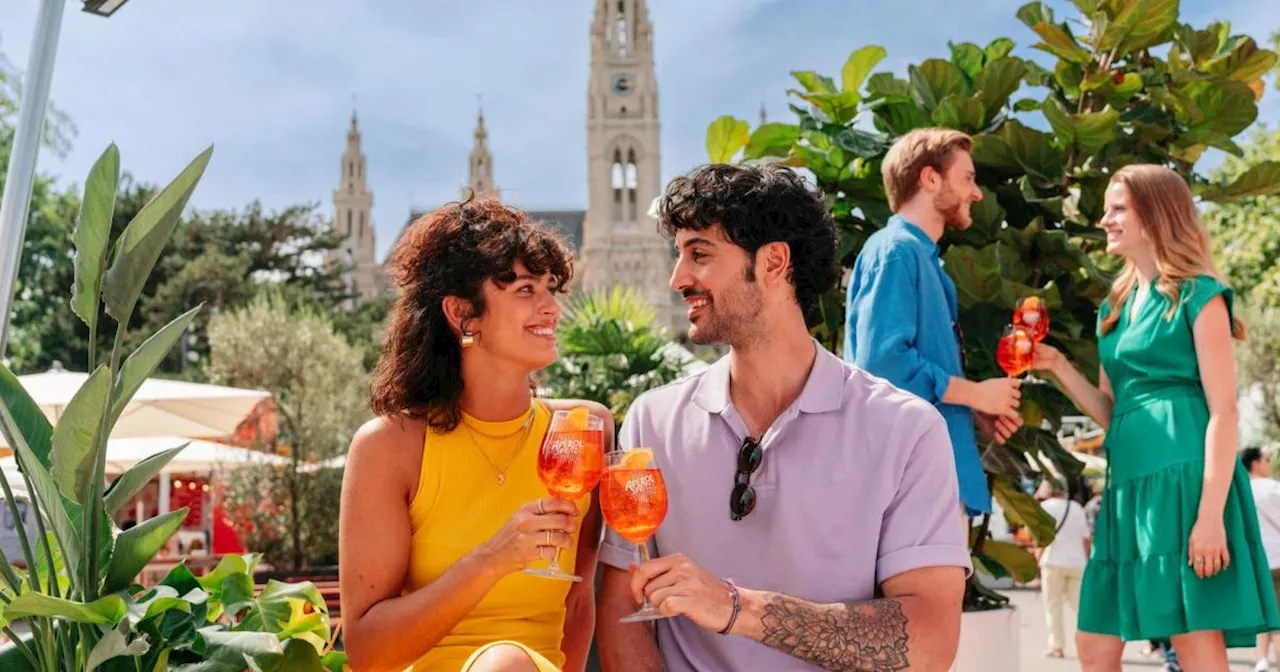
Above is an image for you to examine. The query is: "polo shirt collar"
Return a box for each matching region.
[691,339,846,415]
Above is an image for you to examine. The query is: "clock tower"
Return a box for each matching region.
[582,0,676,328]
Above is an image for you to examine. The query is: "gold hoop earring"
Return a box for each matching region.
[460,331,476,349]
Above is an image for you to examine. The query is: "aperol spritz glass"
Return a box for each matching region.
[601,447,670,623]
[1013,295,1050,343]
[996,324,1035,378]
[524,407,604,582]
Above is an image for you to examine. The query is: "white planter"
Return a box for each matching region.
[953,606,1019,672]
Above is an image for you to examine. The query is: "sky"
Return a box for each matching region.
[2,0,1278,263]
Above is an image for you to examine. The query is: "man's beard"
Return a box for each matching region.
[686,266,764,346]
[933,186,970,229]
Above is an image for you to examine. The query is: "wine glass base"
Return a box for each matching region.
[522,567,583,582]
[619,604,668,623]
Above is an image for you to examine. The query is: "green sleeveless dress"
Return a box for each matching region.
[1077,275,1280,645]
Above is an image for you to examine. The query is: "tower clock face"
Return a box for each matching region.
[611,74,635,95]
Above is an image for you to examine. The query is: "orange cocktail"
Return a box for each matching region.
[1013,295,1049,343]
[525,407,604,582]
[602,447,670,623]
[537,408,604,499]
[996,325,1034,377]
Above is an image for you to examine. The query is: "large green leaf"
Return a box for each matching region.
[1042,97,1076,144]
[800,91,862,125]
[188,629,286,672]
[1204,37,1279,82]
[975,58,1027,114]
[943,243,1018,307]
[102,146,213,322]
[237,580,330,646]
[909,59,970,112]
[829,127,888,159]
[103,442,188,515]
[743,123,801,160]
[992,476,1057,546]
[931,95,986,132]
[981,540,1040,583]
[104,508,189,594]
[0,403,81,578]
[88,620,150,672]
[968,186,1007,235]
[1016,2,1091,63]
[871,100,932,136]
[1021,427,1086,481]
[1198,161,1280,203]
[1075,107,1121,151]
[970,134,1020,171]
[195,554,258,594]
[50,364,111,507]
[999,120,1064,186]
[262,639,331,672]
[705,116,749,163]
[123,585,195,626]
[71,144,120,328]
[1097,0,1179,54]
[790,71,835,94]
[949,42,986,80]
[0,366,53,468]
[841,45,887,93]
[110,306,201,426]
[865,73,910,98]
[985,37,1016,62]
[1180,77,1258,137]
[4,592,126,625]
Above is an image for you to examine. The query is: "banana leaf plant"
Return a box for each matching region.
[705,0,1280,611]
[0,145,345,670]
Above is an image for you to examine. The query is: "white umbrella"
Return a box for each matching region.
[1,367,271,448]
[299,454,347,473]
[0,436,290,475]
[100,436,291,474]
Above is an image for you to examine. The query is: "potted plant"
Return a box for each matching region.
[703,1,1278,667]
[0,144,345,670]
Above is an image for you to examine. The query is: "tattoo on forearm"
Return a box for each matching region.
[759,595,909,671]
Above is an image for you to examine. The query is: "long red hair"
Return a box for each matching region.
[1098,164,1245,341]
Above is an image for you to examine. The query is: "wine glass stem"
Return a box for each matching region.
[636,542,654,609]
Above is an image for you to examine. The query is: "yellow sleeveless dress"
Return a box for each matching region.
[403,401,590,671]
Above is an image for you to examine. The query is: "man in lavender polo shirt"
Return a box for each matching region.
[595,163,972,672]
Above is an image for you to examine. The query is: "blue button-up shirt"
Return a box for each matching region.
[843,215,990,514]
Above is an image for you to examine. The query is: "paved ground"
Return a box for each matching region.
[1007,588,1263,671]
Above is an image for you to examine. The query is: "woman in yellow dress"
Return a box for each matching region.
[339,196,613,671]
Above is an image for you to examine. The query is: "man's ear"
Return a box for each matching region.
[756,241,792,287]
[922,164,950,195]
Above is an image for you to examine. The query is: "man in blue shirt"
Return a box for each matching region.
[845,128,1023,516]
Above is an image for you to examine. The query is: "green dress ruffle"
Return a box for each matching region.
[1077,275,1280,646]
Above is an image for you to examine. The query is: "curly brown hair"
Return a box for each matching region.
[369,196,574,431]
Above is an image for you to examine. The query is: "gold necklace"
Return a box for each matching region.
[463,402,537,485]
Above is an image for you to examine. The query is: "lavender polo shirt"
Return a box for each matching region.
[600,342,972,672]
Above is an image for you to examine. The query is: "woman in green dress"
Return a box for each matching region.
[1031,163,1280,671]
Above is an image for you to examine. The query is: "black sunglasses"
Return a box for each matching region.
[730,436,763,521]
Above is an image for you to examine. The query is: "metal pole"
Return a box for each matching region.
[0,0,69,359]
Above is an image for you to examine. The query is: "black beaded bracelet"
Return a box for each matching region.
[718,578,740,635]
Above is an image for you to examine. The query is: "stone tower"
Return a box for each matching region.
[465,104,498,199]
[330,111,382,305]
[582,0,676,327]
